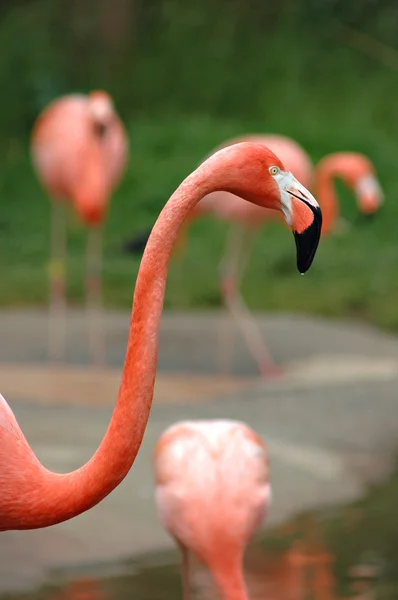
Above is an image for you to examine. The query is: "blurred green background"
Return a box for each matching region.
[1,0,397,329]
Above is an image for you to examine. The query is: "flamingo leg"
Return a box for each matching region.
[48,202,67,363]
[217,223,246,374]
[85,228,105,366]
[179,544,192,600]
[218,223,282,378]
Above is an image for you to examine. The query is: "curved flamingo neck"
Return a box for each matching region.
[67,169,212,505]
[4,166,213,531]
[314,157,341,235]
[4,143,282,531]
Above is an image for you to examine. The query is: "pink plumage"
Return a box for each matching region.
[30,90,129,364]
[154,419,271,600]
[31,90,128,224]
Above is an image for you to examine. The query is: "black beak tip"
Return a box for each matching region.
[293,207,322,274]
[295,246,316,274]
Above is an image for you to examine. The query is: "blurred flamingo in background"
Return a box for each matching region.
[31,90,129,365]
[1,142,321,531]
[154,419,271,600]
[125,134,382,377]
[192,136,383,377]
[192,135,313,378]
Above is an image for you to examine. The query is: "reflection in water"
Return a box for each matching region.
[7,545,379,600]
[52,579,106,600]
[3,543,382,600]
[4,466,398,600]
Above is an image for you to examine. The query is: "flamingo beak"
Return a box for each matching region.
[277,172,322,274]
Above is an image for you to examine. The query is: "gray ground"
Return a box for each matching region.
[1,309,398,592]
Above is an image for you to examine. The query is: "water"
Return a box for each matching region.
[3,466,398,600]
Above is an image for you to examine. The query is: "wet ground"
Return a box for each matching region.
[1,309,398,596]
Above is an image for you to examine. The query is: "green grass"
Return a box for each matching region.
[1,0,398,331]
[2,96,398,333]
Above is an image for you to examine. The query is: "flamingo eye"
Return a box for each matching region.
[269,166,280,176]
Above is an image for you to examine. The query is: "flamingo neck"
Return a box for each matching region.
[314,159,340,236]
[211,554,249,600]
[8,167,212,530]
[74,177,108,225]
[5,143,282,531]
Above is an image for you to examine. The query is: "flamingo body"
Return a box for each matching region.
[31,91,128,364]
[154,419,271,600]
[32,91,128,224]
[187,135,382,377]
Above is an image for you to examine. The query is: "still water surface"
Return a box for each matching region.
[4,466,398,600]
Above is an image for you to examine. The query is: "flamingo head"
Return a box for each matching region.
[87,90,115,138]
[74,183,108,225]
[269,164,322,273]
[354,172,384,217]
[207,143,322,274]
[330,153,384,218]
[341,154,383,217]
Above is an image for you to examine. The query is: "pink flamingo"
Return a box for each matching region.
[31,90,129,365]
[0,142,321,531]
[173,135,383,377]
[154,419,271,600]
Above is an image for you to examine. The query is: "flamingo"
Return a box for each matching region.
[0,141,322,531]
[31,90,129,365]
[154,419,271,600]
[194,136,383,378]
[125,134,382,377]
[213,138,383,378]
